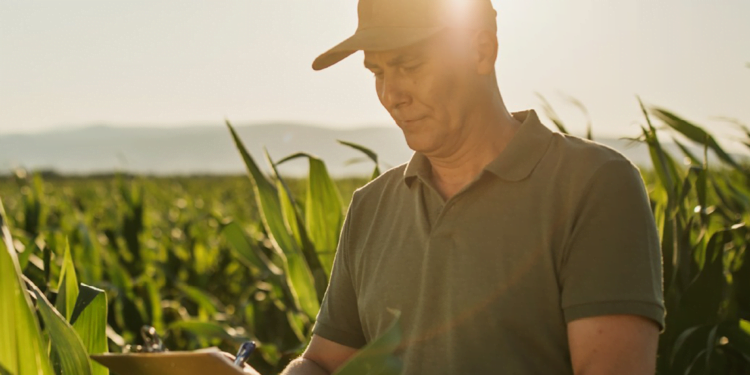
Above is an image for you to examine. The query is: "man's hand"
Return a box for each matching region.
[279,334,358,375]
[222,352,261,375]
[242,366,261,375]
[241,364,261,375]
[568,314,660,375]
[223,335,357,375]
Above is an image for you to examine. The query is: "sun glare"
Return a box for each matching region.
[445,0,475,27]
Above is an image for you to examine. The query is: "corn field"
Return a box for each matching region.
[1,102,749,375]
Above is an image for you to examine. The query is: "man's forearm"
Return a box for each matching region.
[279,357,330,375]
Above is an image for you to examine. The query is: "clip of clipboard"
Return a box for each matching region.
[91,326,256,375]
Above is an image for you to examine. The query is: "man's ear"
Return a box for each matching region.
[475,30,498,75]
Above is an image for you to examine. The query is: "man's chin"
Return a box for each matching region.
[403,134,437,155]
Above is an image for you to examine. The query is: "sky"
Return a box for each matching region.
[1,0,749,143]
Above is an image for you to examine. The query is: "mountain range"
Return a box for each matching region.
[0,123,736,177]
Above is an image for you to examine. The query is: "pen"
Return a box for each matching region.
[233,341,257,368]
[141,326,164,353]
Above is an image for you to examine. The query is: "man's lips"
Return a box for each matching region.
[401,116,427,125]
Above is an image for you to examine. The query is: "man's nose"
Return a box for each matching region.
[378,74,410,111]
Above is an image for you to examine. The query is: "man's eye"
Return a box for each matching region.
[404,63,423,72]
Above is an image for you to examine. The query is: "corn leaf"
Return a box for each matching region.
[735,245,750,317]
[669,325,708,368]
[266,150,329,299]
[560,93,593,140]
[337,140,381,179]
[29,281,93,375]
[265,148,307,250]
[226,121,319,319]
[71,285,109,375]
[56,239,79,321]
[673,138,702,166]
[177,283,222,317]
[718,320,750,363]
[142,277,164,333]
[639,98,681,199]
[276,152,344,277]
[221,221,281,276]
[0,198,54,375]
[75,219,103,284]
[305,157,344,276]
[677,230,729,329]
[651,107,742,170]
[536,93,570,134]
[221,220,300,311]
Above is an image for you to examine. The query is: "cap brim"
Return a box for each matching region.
[312,27,444,71]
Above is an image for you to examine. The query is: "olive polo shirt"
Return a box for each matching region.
[312,109,665,374]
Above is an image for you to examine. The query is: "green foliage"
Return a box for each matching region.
[55,240,79,321]
[1,193,110,375]
[71,285,109,375]
[633,102,750,374]
[30,282,93,375]
[227,122,320,321]
[1,99,748,374]
[0,199,54,375]
[337,140,382,179]
[0,129,381,374]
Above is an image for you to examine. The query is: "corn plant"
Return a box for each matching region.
[0,197,108,375]
[1,95,749,374]
[639,103,750,374]
[224,121,403,374]
[0,128,401,374]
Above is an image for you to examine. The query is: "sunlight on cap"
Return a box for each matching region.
[444,0,477,28]
[445,0,477,27]
[442,0,497,32]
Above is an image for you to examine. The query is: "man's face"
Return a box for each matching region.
[363,31,481,156]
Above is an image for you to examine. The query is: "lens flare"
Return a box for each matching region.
[444,0,475,28]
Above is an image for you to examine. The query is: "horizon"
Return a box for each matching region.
[2,119,749,156]
[0,117,654,139]
[2,120,747,178]
[0,120,397,136]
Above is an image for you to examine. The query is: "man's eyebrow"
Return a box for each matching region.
[386,53,420,67]
[364,52,422,71]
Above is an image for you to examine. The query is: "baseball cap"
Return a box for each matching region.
[312,0,497,71]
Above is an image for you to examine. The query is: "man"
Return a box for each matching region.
[254,0,665,374]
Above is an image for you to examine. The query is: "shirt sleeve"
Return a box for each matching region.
[311,198,367,348]
[559,159,666,330]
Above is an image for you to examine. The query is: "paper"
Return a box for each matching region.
[91,348,246,375]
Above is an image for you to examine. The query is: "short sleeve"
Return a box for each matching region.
[560,159,665,330]
[311,199,367,348]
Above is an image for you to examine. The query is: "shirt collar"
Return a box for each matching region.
[403,109,554,187]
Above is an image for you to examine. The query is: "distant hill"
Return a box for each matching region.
[0,123,739,177]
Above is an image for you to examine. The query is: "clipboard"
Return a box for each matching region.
[91,348,246,375]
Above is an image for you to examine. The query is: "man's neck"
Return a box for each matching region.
[426,104,521,201]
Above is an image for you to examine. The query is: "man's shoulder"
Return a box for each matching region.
[351,162,409,201]
[547,132,642,183]
[355,163,407,196]
[552,132,633,166]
